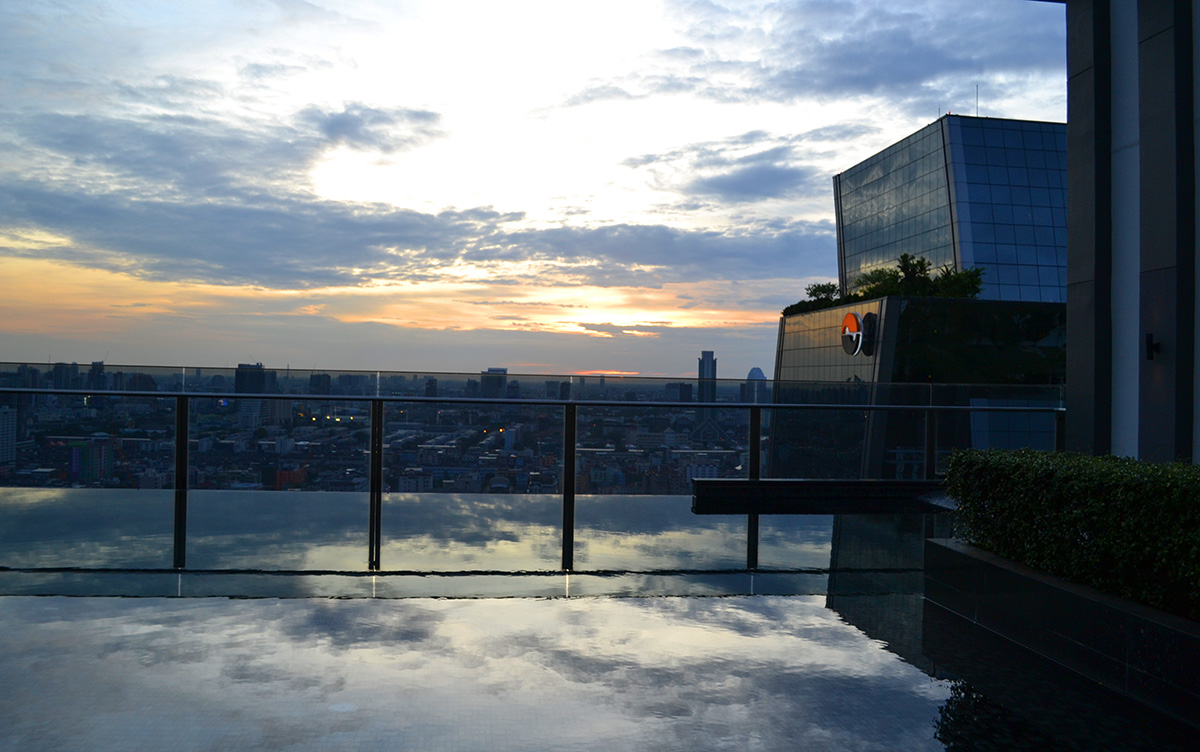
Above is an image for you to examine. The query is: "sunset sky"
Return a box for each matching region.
[0,0,1066,378]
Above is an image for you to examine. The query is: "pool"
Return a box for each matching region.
[0,490,1192,749]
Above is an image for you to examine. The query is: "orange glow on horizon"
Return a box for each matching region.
[0,257,784,361]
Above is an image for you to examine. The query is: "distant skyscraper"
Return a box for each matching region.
[309,373,332,395]
[87,361,106,390]
[481,367,508,398]
[235,363,267,394]
[51,362,79,390]
[698,351,717,404]
[0,406,16,465]
[235,362,281,427]
[740,367,769,403]
[665,382,693,402]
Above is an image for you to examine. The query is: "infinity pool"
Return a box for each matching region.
[0,489,1192,749]
[0,595,952,751]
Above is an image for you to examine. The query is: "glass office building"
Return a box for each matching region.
[772,296,1065,479]
[834,115,1067,303]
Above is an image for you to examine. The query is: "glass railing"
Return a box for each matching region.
[0,362,1063,574]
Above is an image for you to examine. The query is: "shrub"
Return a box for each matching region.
[945,448,1200,623]
[780,254,984,316]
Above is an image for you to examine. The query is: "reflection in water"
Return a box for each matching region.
[0,488,174,568]
[2,502,1190,750]
[576,496,744,570]
[575,495,830,571]
[824,514,951,676]
[381,492,561,571]
[187,489,369,570]
[0,595,951,751]
[0,489,837,574]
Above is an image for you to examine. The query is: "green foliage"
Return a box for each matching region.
[781,253,984,316]
[934,265,986,299]
[946,448,1200,622]
[855,253,984,298]
[804,281,840,302]
[851,266,904,297]
[781,292,862,316]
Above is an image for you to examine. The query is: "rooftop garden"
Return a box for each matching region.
[782,253,984,316]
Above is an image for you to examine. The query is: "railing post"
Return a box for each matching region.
[924,408,938,480]
[562,403,577,571]
[173,395,188,569]
[368,399,384,571]
[747,405,761,570]
[749,406,761,481]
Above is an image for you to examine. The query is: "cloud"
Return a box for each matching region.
[687,164,815,202]
[0,170,835,291]
[625,131,829,204]
[238,62,310,81]
[569,0,1065,116]
[298,103,443,153]
[563,85,641,107]
[461,300,589,309]
[113,75,225,107]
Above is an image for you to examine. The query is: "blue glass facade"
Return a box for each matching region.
[835,122,955,290]
[834,116,1066,303]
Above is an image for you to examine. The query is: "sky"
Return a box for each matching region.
[0,0,1066,379]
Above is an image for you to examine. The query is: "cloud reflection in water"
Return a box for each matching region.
[0,595,949,751]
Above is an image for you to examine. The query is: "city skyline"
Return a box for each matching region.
[0,1,1066,378]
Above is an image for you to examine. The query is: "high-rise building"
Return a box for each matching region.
[87,361,106,390]
[51,362,79,390]
[235,363,281,427]
[665,382,693,403]
[308,374,332,395]
[740,367,769,403]
[697,351,717,403]
[0,406,16,465]
[481,368,507,399]
[235,363,277,394]
[774,116,1067,478]
[834,115,1066,303]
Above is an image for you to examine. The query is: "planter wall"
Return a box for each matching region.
[925,538,1200,730]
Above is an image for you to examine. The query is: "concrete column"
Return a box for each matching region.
[1137,0,1194,462]
[1066,0,1196,461]
[1110,0,1140,457]
[1066,0,1114,455]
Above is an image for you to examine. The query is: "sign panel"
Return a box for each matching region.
[841,312,864,356]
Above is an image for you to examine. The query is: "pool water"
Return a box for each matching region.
[1,592,1193,751]
[0,490,1193,749]
[0,595,952,751]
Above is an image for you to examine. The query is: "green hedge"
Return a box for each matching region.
[945,448,1200,623]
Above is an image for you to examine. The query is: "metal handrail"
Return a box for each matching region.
[0,387,1065,572]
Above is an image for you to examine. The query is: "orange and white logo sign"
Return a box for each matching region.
[842,312,864,355]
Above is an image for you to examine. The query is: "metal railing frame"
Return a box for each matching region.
[0,387,1065,572]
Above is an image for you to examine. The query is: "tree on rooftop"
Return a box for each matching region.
[804,281,840,302]
[782,253,984,316]
[854,253,982,299]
